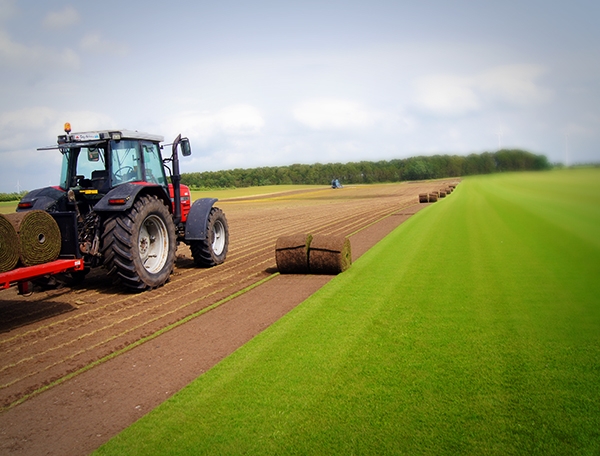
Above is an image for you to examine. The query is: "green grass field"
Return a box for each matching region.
[0,201,18,214]
[95,168,600,455]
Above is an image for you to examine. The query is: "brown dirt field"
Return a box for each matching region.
[0,181,454,455]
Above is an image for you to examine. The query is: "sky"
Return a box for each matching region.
[0,0,599,193]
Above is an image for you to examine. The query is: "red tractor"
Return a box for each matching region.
[16,123,229,291]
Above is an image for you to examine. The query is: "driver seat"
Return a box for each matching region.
[91,170,109,191]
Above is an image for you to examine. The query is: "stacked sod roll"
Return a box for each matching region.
[3,210,61,268]
[308,234,352,274]
[275,233,312,274]
[0,214,20,272]
[275,233,352,275]
[419,193,429,203]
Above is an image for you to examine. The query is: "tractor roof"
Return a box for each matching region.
[37,127,166,151]
[67,129,164,143]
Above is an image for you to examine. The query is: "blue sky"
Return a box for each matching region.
[1,0,598,192]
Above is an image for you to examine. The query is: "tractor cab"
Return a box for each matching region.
[56,128,168,197]
[20,124,192,223]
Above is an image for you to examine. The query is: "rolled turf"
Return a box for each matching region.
[275,233,312,274]
[0,213,20,272]
[5,210,61,266]
[309,234,352,274]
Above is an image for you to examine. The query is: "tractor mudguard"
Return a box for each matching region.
[93,183,170,213]
[17,186,67,212]
[184,198,218,241]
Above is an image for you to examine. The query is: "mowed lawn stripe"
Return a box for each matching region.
[96,169,600,455]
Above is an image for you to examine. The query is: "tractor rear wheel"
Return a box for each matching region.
[101,195,176,291]
[190,207,229,267]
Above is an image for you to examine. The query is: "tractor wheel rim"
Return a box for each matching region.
[212,220,226,256]
[139,214,169,273]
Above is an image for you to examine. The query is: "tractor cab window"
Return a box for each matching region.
[110,140,142,185]
[78,147,107,188]
[141,141,166,185]
[59,150,72,189]
[59,146,107,189]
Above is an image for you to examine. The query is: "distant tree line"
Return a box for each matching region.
[181,149,551,189]
[0,149,552,200]
[0,191,28,202]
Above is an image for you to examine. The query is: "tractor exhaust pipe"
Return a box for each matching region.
[170,134,191,225]
[171,134,183,225]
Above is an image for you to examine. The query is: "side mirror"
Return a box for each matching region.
[180,138,192,156]
[88,148,100,162]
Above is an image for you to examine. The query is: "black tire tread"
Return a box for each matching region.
[101,194,176,291]
[190,207,229,267]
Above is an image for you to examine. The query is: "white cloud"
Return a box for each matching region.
[0,6,81,72]
[0,29,79,69]
[0,106,56,150]
[57,111,118,133]
[0,108,117,191]
[80,32,128,56]
[413,75,481,116]
[214,105,265,135]
[176,105,264,136]
[293,99,378,130]
[43,6,80,29]
[477,64,552,106]
[413,64,551,116]
[0,107,116,150]
[164,104,265,150]
[0,106,56,130]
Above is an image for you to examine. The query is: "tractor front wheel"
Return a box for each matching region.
[102,195,176,291]
[190,207,229,267]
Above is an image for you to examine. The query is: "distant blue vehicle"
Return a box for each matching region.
[331,178,343,189]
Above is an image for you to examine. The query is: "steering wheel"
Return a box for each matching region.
[114,166,134,181]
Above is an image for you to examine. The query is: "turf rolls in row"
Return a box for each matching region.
[275,233,352,275]
[419,182,459,203]
[0,210,61,271]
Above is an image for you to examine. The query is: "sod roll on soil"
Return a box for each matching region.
[275,233,312,274]
[0,213,20,272]
[419,193,429,203]
[308,234,352,275]
[5,210,61,267]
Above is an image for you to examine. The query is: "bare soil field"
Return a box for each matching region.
[0,181,455,455]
